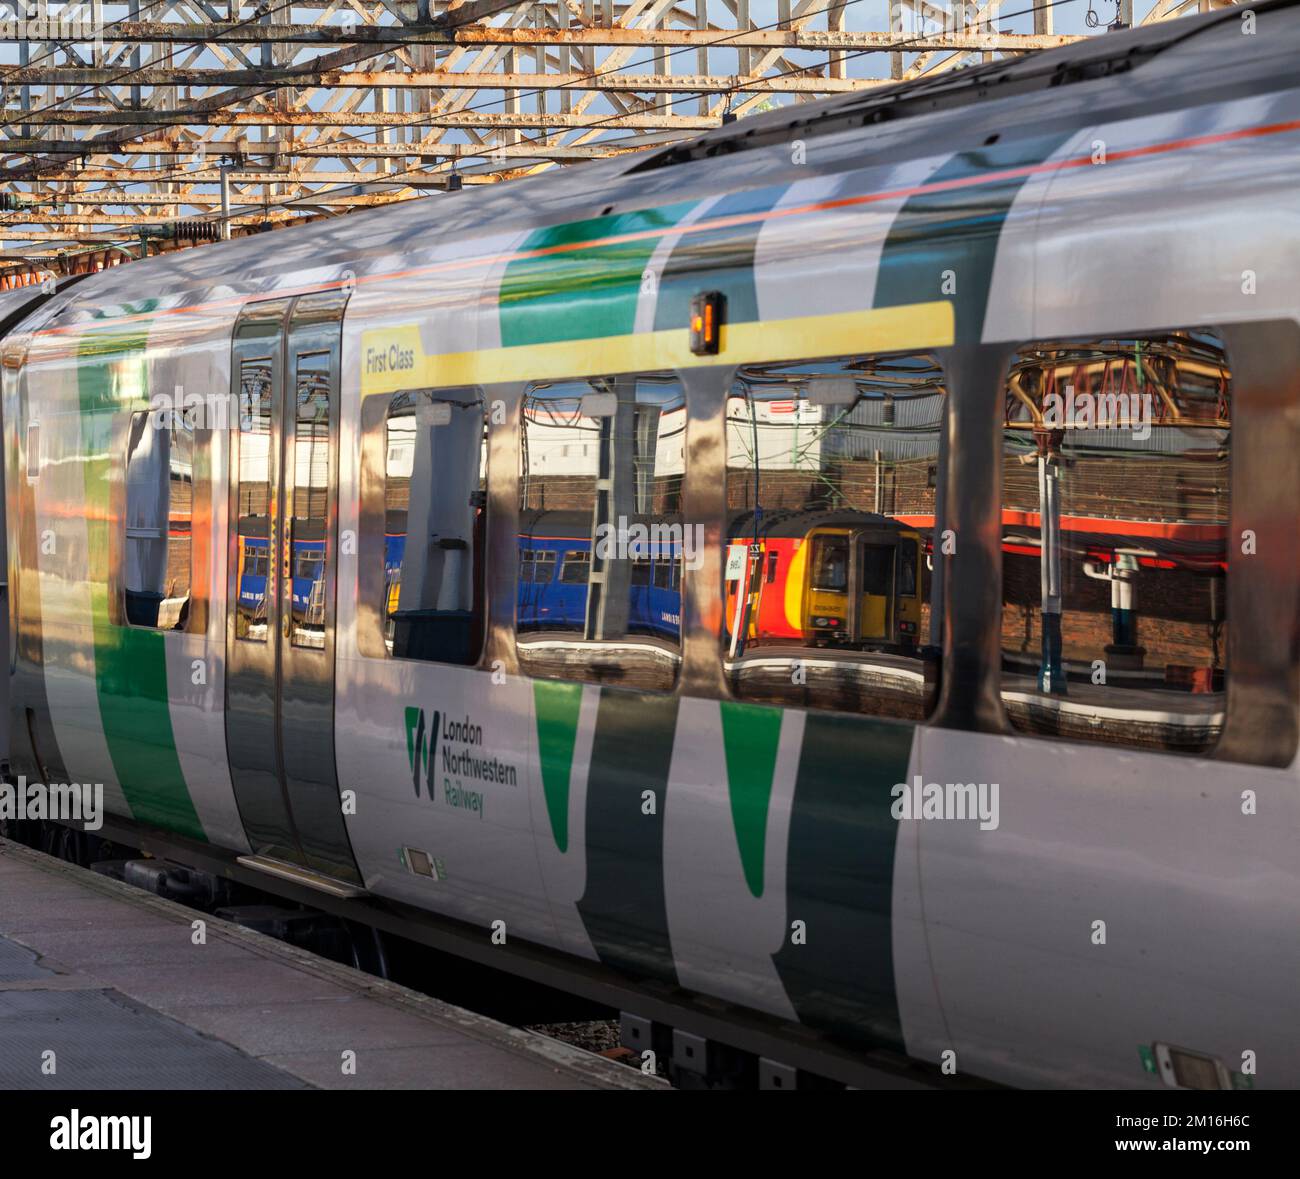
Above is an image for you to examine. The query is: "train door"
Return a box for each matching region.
[850,535,894,644]
[225,291,361,886]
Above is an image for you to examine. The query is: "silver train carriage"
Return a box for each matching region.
[3,2,1300,1089]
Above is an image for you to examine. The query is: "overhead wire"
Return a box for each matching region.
[2,0,1087,265]
[245,0,1089,211]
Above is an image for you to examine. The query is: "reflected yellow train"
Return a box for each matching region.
[725,510,925,654]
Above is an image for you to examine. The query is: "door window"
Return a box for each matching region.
[235,357,274,642]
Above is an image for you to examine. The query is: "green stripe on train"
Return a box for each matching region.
[76,326,206,841]
[576,688,680,985]
[651,185,788,333]
[498,201,696,348]
[534,679,583,854]
[773,711,912,1052]
[763,136,1076,1049]
[719,699,782,899]
[873,132,1073,342]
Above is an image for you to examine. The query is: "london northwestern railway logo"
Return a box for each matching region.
[404,706,518,820]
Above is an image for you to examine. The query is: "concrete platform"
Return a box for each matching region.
[0,837,661,1091]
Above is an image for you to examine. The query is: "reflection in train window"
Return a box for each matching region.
[519,549,556,583]
[723,353,946,719]
[383,387,486,665]
[654,557,680,591]
[294,550,323,580]
[518,373,685,691]
[559,550,590,584]
[897,542,918,599]
[124,410,193,630]
[242,542,269,579]
[235,357,273,641]
[810,535,849,593]
[289,351,331,649]
[1001,332,1230,753]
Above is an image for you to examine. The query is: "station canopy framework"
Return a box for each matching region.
[0,0,1239,282]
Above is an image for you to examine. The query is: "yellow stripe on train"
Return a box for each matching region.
[359,301,955,396]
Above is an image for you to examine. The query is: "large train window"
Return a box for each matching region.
[518,372,685,692]
[723,353,945,719]
[235,357,273,641]
[1000,331,1230,753]
[382,387,487,665]
[289,351,331,650]
[123,409,193,630]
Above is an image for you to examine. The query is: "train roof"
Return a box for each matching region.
[728,509,915,539]
[29,0,1300,323]
[517,509,683,538]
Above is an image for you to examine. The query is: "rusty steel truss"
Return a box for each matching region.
[0,0,1236,282]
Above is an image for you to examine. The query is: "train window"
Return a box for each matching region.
[559,550,590,584]
[235,357,273,641]
[518,372,685,691]
[289,351,331,650]
[655,556,680,591]
[243,542,269,579]
[1000,331,1230,753]
[810,536,849,592]
[897,542,918,599]
[723,352,945,719]
[123,410,193,630]
[382,387,486,665]
[520,549,556,583]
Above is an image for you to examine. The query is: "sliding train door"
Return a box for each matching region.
[225,292,361,885]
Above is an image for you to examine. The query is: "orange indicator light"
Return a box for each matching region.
[689,291,725,356]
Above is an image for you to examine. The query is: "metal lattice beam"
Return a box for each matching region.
[0,0,1237,275]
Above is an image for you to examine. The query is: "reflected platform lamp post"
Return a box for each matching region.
[1084,550,1143,669]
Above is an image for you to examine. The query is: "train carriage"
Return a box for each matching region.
[3,2,1300,1089]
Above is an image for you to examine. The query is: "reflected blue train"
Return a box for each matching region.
[516,510,682,641]
[241,511,683,641]
[237,534,326,618]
